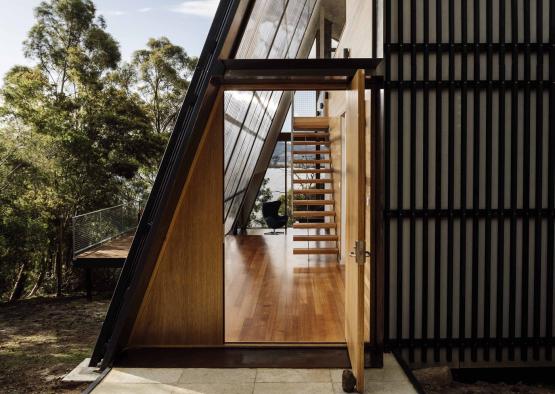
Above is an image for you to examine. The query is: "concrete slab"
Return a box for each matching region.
[178,368,256,384]
[92,353,418,393]
[62,358,101,383]
[174,383,255,393]
[104,368,184,384]
[93,383,174,394]
[255,368,331,383]
[254,382,334,394]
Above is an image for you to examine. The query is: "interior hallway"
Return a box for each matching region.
[225,229,345,343]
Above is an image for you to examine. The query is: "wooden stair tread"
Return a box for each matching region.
[293,116,330,131]
[292,150,331,155]
[293,200,335,205]
[293,222,337,229]
[294,211,336,217]
[292,159,331,164]
[293,132,330,139]
[293,179,332,184]
[293,189,333,195]
[293,167,334,171]
[293,169,333,174]
[293,248,339,255]
[291,118,337,257]
[292,141,331,146]
[293,235,339,242]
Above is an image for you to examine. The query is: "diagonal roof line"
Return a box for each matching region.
[89,0,253,369]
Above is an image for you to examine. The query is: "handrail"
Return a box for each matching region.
[73,204,127,219]
[72,202,140,258]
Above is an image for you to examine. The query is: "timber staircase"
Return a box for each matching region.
[291,117,339,256]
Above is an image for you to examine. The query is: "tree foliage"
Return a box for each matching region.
[249,178,274,227]
[24,0,120,94]
[0,0,195,301]
[133,37,197,134]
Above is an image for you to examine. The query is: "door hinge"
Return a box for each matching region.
[349,240,371,264]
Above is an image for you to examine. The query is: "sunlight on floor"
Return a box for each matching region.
[225,229,345,343]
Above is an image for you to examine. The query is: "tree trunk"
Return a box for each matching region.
[28,257,47,298]
[9,262,28,302]
[55,218,63,297]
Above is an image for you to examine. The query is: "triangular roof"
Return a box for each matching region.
[90,0,250,368]
[90,0,322,368]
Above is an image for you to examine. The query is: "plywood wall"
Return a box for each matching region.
[336,0,374,58]
[328,0,374,345]
[128,93,224,348]
[329,114,346,252]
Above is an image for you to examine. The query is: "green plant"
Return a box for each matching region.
[248,177,273,228]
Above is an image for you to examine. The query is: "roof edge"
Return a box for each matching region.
[89,0,254,369]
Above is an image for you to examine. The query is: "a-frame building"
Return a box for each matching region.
[91,4,383,391]
[89,0,555,391]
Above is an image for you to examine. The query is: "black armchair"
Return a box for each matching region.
[262,200,288,235]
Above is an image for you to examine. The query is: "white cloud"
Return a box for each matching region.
[172,0,219,17]
[102,10,126,16]
[138,7,152,13]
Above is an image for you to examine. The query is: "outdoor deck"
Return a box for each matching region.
[73,234,133,267]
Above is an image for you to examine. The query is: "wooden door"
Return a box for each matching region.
[344,69,366,393]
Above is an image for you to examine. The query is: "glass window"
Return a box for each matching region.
[223,0,318,233]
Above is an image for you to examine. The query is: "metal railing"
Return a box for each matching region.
[72,203,140,258]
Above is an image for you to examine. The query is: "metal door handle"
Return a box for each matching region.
[350,240,371,264]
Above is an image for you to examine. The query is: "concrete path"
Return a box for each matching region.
[92,354,417,394]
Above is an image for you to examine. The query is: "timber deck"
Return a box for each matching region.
[73,234,133,267]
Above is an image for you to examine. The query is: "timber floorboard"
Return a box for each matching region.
[225,229,345,343]
[75,233,133,260]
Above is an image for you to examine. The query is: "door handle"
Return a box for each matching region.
[349,240,371,264]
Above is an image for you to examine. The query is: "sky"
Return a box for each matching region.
[0,0,218,81]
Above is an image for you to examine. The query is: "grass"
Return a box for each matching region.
[0,295,110,394]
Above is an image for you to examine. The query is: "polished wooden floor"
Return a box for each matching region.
[225,229,345,343]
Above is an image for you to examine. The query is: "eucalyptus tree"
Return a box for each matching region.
[24,0,120,96]
[0,0,161,299]
[132,37,197,135]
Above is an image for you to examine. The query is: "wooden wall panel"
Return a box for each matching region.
[128,93,224,347]
[328,0,373,345]
[344,69,367,393]
[337,0,374,58]
[329,116,344,258]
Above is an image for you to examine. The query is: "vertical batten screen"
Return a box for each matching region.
[384,0,555,367]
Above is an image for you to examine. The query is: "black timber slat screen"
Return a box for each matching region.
[384,0,555,367]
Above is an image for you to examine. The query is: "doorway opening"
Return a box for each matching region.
[224,89,345,344]
[218,61,376,389]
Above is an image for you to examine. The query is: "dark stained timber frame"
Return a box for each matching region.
[219,58,382,90]
[384,0,555,366]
